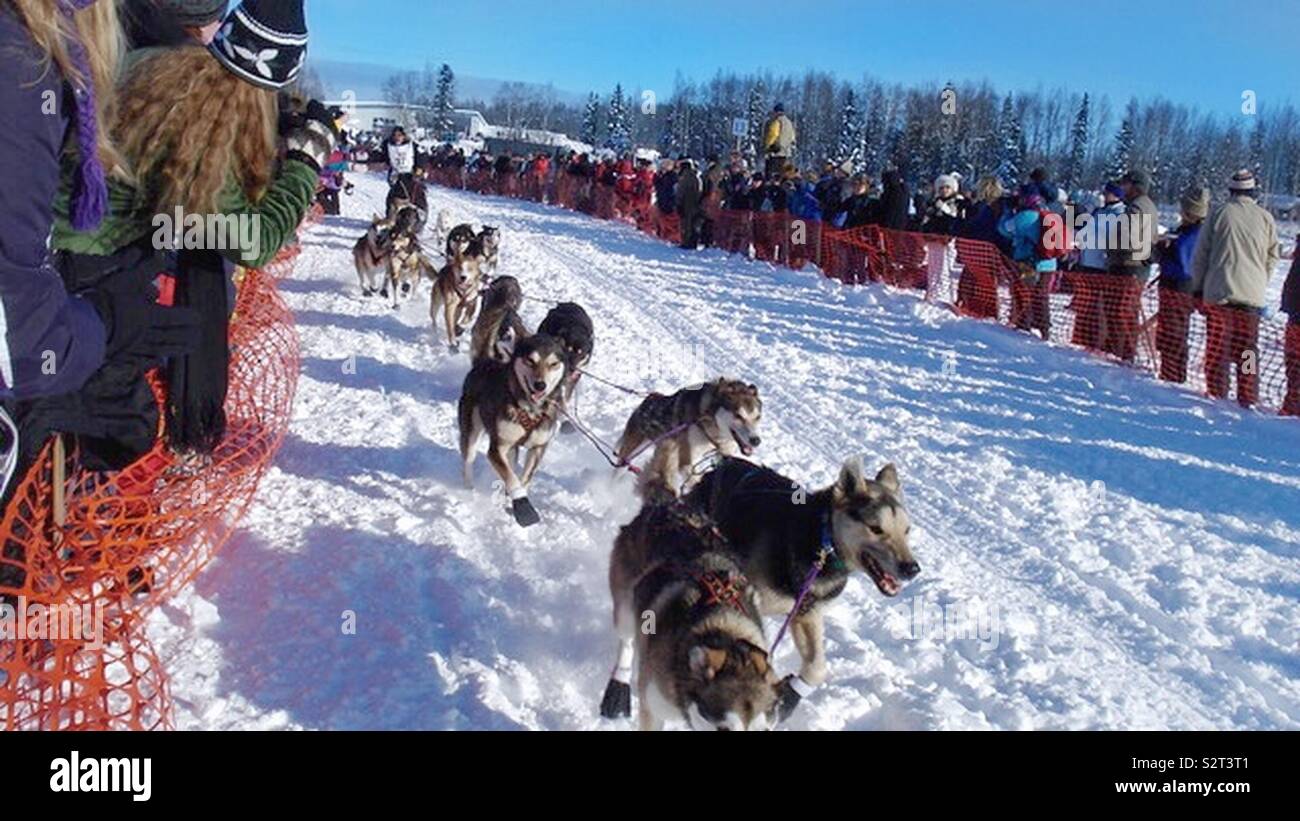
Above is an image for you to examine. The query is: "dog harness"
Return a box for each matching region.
[506,403,550,435]
[686,567,751,616]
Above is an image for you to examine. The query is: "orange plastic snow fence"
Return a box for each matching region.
[1,246,303,730]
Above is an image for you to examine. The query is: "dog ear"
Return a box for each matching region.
[875,463,901,495]
[836,456,868,499]
[689,646,728,681]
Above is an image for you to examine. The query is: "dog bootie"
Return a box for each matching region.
[512,496,541,527]
[447,342,461,354]
[599,680,632,719]
[560,420,576,436]
[776,675,804,723]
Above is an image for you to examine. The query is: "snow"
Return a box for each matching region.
[149,172,1300,731]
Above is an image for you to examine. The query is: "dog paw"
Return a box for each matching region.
[776,676,803,723]
[512,496,541,528]
[447,342,461,354]
[599,680,632,719]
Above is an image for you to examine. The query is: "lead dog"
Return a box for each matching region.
[353,207,418,297]
[683,455,920,720]
[615,379,763,500]
[458,334,568,527]
[600,504,780,731]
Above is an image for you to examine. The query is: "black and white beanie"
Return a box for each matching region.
[208,0,308,90]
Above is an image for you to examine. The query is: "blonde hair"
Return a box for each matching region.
[114,45,278,215]
[976,176,1004,205]
[7,0,126,176]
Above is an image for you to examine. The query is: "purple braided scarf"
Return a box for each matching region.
[58,0,107,231]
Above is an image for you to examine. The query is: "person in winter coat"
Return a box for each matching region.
[385,126,415,181]
[1070,183,1127,351]
[49,0,332,465]
[654,159,678,215]
[876,169,911,230]
[1077,184,1127,273]
[999,192,1056,339]
[0,0,198,499]
[814,161,849,223]
[840,175,877,229]
[1153,187,1209,383]
[676,160,702,250]
[960,176,1012,253]
[1282,250,1300,416]
[1095,169,1159,362]
[1190,169,1282,407]
[762,103,796,178]
[921,174,968,235]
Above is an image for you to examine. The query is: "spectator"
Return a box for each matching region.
[961,176,1012,254]
[762,103,797,178]
[921,173,967,235]
[840,175,877,229]
[51,0,328,460]
[1099,169,1159,361]
[122,0,227,47]
[1077,183,1126,273]
[1025,167,1060,204]
[677,159,702,250]
[385,127,415,181]
[1282,250,1300,416]
[876,169,911,230]
[1070,182,1127,351]
[814,160,850,222]
[999,191,1056,339]
[654,159,678,215]
[1190,169,1282,407]
[1153,187,1209,383]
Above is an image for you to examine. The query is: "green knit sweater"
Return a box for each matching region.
[53,158,318,269]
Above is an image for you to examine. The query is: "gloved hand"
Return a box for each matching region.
[285,99,340,173]
[84,289,200,371]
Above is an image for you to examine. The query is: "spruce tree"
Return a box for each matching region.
[1064,94,1089,190]
[581,93,601,146]
[432,63,456,139]
[995,94,1023,189]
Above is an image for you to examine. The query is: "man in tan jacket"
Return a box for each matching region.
[1190,169,1282,406]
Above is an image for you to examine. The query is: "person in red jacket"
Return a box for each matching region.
[634,159,655,209]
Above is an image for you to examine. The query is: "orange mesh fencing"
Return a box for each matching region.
[422,165,1298,417]
[2,241,304,730]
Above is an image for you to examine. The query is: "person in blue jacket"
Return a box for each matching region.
[999,190,1057,339]
[0,0,196,499]
[1154,187,1209,383]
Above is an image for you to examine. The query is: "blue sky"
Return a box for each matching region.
[308,0,1298,117]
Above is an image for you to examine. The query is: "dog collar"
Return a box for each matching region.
[819,510,846,574]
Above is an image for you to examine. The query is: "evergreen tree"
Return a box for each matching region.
[1064,93,1089,189]
[745,80,767,165]
[605,84,631,152]
[995,94,1023,188]
[581,93,601,146]
[432,63,456,138]
[836,89,863,170]
[1107,101,1136,182]
[862,85,888,177]
[1249,118,1267,191]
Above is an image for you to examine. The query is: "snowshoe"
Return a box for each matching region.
[600,679,632,719]
[512,496,541,527]
[776,675,803,723]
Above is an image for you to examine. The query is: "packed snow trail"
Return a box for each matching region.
[148,172,1300,730]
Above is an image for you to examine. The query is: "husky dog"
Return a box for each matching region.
[471,276,530,365]
[353,207,419,297]
[476,225,501,279]
[536,302,594,431]
[384,208,428,309]
[445,223,477,261]
[615,380,762,499]
[429,248,485,353]
[431,209,452,253]
[458,334,568,527]
[684,456,920,721]
[601,504,780,731]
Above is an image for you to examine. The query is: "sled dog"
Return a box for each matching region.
[458,334,568,527]
[600,504,780,730]
[615,379,762,499]
[471,276,530,365]
[429,248,485,353]
[353,207,419,297]
[683,456,920,720]
[445,222,477,261]
[536,302,594,419]
[476,225,501,278]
